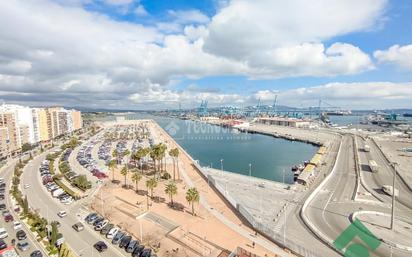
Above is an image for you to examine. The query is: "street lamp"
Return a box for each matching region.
[283,168,286,245]
[220,159,223,171]
[249,163,252,177]
[390,162,398,230]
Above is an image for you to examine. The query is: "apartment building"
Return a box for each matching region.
[37,108,52,141]
[0,112,20,157]
[58,110,69,135]
[1,104,83,158]
[71,110,82,130]
[0,127,9,159]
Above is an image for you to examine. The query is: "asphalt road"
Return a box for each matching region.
[20,150,131,257]
[1,159,47,257]
[304,134,412,257]
[358,136,412,210]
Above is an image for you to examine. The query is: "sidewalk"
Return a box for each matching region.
[152,121,293,257]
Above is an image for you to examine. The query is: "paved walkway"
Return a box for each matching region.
[153,121,293,257]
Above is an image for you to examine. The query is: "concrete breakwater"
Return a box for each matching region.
[238,127,322,146]
[200,119,333,147]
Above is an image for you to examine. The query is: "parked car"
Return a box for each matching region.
[16,230,27,240]
[119,235,132,248]
[93,241,108,252]
[126,240,138,253]
[17,241,30,251]
[72,222,84,232]
[0,204,6,211]
[132,245,145,257]
[13,221,22,230]
[85,213,97,223]
[107,227,120,239]
[92,217,104,226]
[0,239,7,250]
[94,220,109,231]
[100,223,114,235]
[0,228,7,239]
[57,211,67,218]
[140,248,152,257]
[111,231,125,245]
[4,214,14,222]
[30,250,43,257]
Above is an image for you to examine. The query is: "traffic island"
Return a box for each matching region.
[351,210,412,252]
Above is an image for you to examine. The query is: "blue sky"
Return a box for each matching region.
[0,0,412,109]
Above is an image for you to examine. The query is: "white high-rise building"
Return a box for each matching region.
[0,104,39,144]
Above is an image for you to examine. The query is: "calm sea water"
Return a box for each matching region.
[124,114,318,183]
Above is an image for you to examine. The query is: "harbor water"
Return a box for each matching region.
[124,114,318,184]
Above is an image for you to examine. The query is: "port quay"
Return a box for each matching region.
[100,112,412,257]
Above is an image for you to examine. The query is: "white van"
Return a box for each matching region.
[107,227,120,239]
[94,220,109,231]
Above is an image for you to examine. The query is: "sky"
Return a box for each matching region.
[0,0,412,110]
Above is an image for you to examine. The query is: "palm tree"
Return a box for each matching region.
[130,151,138,168]
[112,149,119,164]
[186,187,200,216]
[173,148,180,180]
[158,143,167,173]
[131,172,142,193]
[165,182,178,206]
[108,159,117,182]
[169,148,179,181]
[133,148,146,171]
[120,165,129,187]
[146,178,158,198]
[123,149,130,165]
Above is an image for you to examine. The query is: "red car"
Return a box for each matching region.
[4,214,13,222]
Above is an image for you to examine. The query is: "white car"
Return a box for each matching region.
[13,221,22,230]
[0,228,8,239]
[24,184,30,189]
[57,211,67,218]
[60,197,73,205]
[106,227,120,239]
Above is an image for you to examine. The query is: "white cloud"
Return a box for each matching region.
[134,4,148,16]
[184,25,208,42]
[128,82,412,110]
[103,0,133,6]
[273,82,412,109]
[0,0,395,109]
[374,44,412,70]
[168,9,210,24]
[204,0,387,59]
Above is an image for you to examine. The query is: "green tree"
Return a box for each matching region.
[108,159,117,182]
[131,172,142,193]
[21,143,33,153]
[120,165,129,187]
[73,175,91,190]
[186,187,200,216]
[165,182,178,206]
[50,221,59,247]
[22,195,29,215]
[146,178,158,198]
[68,137,79,149]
